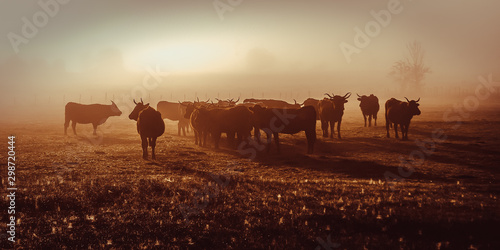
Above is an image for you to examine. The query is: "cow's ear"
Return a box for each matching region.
[145,103,150,107]
[345,100,348,103]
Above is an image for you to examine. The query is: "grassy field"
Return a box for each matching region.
[1,104,499,249]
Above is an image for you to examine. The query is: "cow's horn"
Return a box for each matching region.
[357,93,361,97]
[140,98,143,103]
[235,96,240,103]
[324,93,333,98]
[344,92,351,99]
[197,97,200,102]
[133,99,137,104]
[416,98,420,102]
[215,98,220,101]
[405,97,410,102]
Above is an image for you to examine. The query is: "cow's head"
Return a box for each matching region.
[128,99,149,121]
[405,97,421,116]
[183,102,196,119]
[357,93,368,102]
[110,101,122,116]
[326,92,351,110]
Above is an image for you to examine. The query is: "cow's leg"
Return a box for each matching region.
[201,130,206,147]
[329,121,334,139]
[213,132,222,149]
[194,130,199,145]
[321,120,328,137]
[403,123,409,140]
[177,122,181,136]
[386,118,390,138]
[337,120,342,139]
[92,123,98,135]
[265,130,272,153]
[71,121,77,135]
[305,129,316,154]
[151,137,157,160]
[227,132,236,148]
[64,118,70,135]
[273,132,280,153]
[363,114,367,127]
[368,115,372,127]
[394,123,399,139]
[254,127,261,143]
[373,113,377,126]
[141,135,148,159]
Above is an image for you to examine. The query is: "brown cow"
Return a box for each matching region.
[322,92,351,139]
[129,99,165,160]
[184,103,210,146]
[318,98,335,138]
[385,97,421,140]
[250,105,316,154]
[64,101,122,135]
[357,94,380,127]
[157,101,190,136]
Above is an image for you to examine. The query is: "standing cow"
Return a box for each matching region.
[250,105,316,154]
[64,101,122,135]
[184,103,209,147]
[385,97,421,140]
[320,93,351,139]
[357,94,380,127]
[129,99,165,160]
[157,101,190,136]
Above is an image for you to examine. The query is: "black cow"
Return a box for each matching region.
[129,99,165,160]
[250,105,316,154]
[64,101,122,135]
[385,97,421,140]
[357,94,380,127]
[322,92,351,139]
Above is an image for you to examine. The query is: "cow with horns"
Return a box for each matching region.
[319,93,351,139]
[215,97,240,108]
[385,97,421,140]
[129,99,165,160]
[357,94,380,127]
[64,101,122,135]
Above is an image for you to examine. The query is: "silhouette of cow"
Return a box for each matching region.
[157,101,190,136]
[250,105,316,154]
[385,97,421,140]
[64,101,122,135]
[357,94,380,127]
[320,93,351,139]
[129,99,165,160]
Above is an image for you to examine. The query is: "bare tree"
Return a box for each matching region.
[389,41,431,92]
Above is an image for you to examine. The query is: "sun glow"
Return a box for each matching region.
[127,41,237,73]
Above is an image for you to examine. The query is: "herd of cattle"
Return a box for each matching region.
[64,93,421,159]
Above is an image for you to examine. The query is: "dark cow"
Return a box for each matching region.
[243,98,300,109]
[129,99,165,160]
[184,103,209,146]
[185,105,253,149]
[64,101,122,135]
[302,98,320,120]
[157,101,190,136]
[321,93,351,139]
[385,97,421,140]
[318,98,335,138]
[357,94,380,127]
[250,105,316,154]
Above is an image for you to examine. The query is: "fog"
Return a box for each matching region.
[1,0,499,122]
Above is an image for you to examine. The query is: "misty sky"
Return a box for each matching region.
[1,0,499,77]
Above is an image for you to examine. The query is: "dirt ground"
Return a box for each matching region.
[1,103,499,249]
